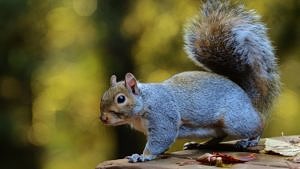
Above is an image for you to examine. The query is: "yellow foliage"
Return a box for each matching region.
[7,0,298,168]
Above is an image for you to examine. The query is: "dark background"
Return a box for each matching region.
[0,0,299,169]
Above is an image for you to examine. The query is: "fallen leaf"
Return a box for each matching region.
[196,152,256,165]
[265,138,300,156]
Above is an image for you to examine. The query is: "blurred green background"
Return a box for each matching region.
[0,0,299,168]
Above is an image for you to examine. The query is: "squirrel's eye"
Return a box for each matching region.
[117,95,126,104]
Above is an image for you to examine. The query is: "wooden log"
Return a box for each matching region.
[96,136,300,169]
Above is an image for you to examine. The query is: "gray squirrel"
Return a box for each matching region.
[99,0,280,163]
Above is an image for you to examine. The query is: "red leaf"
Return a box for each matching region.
[196,152,256,165]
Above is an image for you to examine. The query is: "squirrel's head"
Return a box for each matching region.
[99,73,144,126]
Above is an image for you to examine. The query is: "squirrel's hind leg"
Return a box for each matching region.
[183,136,226,150]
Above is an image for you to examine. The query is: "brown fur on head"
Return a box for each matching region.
[100,73,141,126]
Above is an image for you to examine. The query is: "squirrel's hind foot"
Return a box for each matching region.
[234,136,260,150]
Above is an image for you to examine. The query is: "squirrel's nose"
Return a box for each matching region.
[100,114,108,123]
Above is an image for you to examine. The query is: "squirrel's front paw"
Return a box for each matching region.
[127,154,156,163]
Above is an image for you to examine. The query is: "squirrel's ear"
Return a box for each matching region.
[125,73,139,95]
[110,75,117,87]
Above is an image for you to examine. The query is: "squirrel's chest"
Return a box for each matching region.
[130,117,148,135]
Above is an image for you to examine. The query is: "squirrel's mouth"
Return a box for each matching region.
[102,118,129,126]
[104,120,128,126]
[111,110,131,119]
[100,111,130,126]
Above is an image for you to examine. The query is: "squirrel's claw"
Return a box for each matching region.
[127,154,141,163]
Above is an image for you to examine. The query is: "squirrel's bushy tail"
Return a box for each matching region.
[184,0,280,117]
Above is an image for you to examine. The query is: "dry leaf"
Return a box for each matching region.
[196,152,256,165]
[265,138,300,156]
